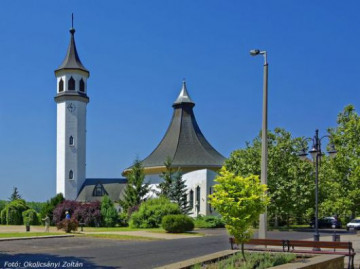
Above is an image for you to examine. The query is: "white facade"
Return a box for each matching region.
[144,169,218,216]
[55,71,89,200]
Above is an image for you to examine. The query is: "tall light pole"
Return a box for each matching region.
[298,129,337,243]
[250,49,268,239]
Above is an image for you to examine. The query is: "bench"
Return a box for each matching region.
[229,238,289,252]
[229,237,355,269]
[288,240,355,269]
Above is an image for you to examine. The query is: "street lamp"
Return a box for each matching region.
[298,129,337,243]
[250,49,268,239]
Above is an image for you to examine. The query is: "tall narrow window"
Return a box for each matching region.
[59,79,64,92]
[68,77,75,90]
[189,190,194,209]
[69,136,74,146]
[69,170,74,180]
[196,186,200,210]
[79,78,85,92]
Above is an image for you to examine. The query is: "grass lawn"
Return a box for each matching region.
[0,232,62,238]
[193,252,296,269]
[82,227,164,232]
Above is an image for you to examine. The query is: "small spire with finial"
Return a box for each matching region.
[70,13,75,34]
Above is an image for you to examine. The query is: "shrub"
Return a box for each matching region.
[129,197,181,228]
[101,196,118,227]
[56,218,79,233]
[193,215,225,228]
[118,212,129,227]
[22,209,40,225]
[40,193,64,225]
[162,214,194,233]
[53,200,101,227]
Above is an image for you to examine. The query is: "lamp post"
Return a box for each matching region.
[298,129,337,243]
[250,49,268,239]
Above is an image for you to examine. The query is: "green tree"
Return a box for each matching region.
[1,199,29,225]
[40,193,65,224]
[225,128,314,226]
[101,195,118,227]
[22,208,40,225]
[158,157,174,198]
[209,167,268,260]
[120,159,149,214]
[171,171,189,214]
[9,187,22,201]
[321,105,360,220]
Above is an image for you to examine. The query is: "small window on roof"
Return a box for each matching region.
[79,78,85,92]
[59,79,64,92]
[68,77,75,90]
[93,183,107,197]
[69,136,74,146]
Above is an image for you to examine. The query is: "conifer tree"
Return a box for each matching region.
[171,171,189,214]
[120,159,149,215]
[9,187,22,201]
[158,158,174,197]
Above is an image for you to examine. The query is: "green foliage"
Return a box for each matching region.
[159,158,189,214]
[161,214,194,233]
[120,159,149,215]
[225,128,314,226]
[129,197,181,228]
[9,187,22,201]
[40,193,64,225]
[22,209,40,225]
[27,202,46,213]
[209,167,268,259]
[0,199,29,225]
[193,252,296,269]
[117,212,129,227]
[0,200,7,213]
[56,218,78,233]
[101,195,118,227]
[193,215,225,228]
[320,105,360,221]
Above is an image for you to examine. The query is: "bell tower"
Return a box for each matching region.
[54,22,90,200]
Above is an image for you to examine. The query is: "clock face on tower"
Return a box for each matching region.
[67,103,76,112]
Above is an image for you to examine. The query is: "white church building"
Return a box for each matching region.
[55,26,225,217]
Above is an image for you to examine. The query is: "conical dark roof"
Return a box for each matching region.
[55,28,89,75]
[130,81,225,174]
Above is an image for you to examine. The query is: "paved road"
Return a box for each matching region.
[0,229,358,269]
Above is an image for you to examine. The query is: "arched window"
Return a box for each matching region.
[196,186,200,209]
[93,183,107,197]
[79,78,85,92]
[59,79,64,92]
[189,190,194,209]
[69,136,74,146]
[68,77,75,90]
[69,170,74,180]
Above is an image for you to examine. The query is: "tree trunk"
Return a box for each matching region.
[241,243,246,262]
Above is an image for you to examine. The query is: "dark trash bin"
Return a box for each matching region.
[332,232,340,242]
[26,224,30,232]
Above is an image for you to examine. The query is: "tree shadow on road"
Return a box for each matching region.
[0,253,118,268]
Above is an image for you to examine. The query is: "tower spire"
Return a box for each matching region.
[173,80,194,107]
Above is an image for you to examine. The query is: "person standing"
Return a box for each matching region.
[42,215,50,232]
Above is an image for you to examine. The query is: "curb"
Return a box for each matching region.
[0,235,74,241]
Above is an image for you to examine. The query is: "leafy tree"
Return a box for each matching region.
[321,105,360,221]
[27,202,46,213]
[209,167,268,260]
[0,199,29,225]
[101,195,118,227]
[225,128,314,226]
[9,187,22,201]
[22,208,40,225]
[120,159,149,215]
[40,193,65,225]
[0,200,7,213]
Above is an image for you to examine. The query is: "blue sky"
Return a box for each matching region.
[0,1,359,201]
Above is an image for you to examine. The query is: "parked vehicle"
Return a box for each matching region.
[310,217,342,229]
[346,219,360,231]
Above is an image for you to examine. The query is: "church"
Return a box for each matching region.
[54,26,225,217]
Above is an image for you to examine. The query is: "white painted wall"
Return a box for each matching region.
[143,169,218,217]
[56,72,88,200]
